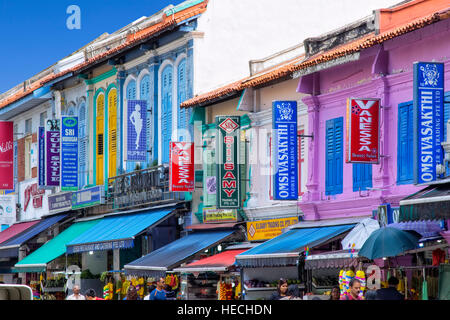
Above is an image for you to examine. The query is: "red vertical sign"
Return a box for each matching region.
[169,142,195,192]
[0,121,14,190]
[346,98,380,164]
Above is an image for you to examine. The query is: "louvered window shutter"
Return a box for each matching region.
[78,103,87,188]
[126,81,137,172]
[96,94,105,185]
[397,102,413,184]
[177,60,187,141]
[162,66,173,163]
[108,89,117,178]
[140,75,151,167]
[326,117,343,195]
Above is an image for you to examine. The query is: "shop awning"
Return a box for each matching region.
[124,230,235,277]
[304,250,360,270]
[236,224,355,268]
[0,214,68,258]
[0,220,40,245]
[389,220,443,241]
[173,249,247,273]
[399,183,450,221]
[14,219,101,273]
[66,208,176,254]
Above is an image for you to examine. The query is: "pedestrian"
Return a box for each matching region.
[340,278,363,300]
[330,286,341,300]
[66,285,86,300]
[144,284,156,300]
[85,288,105,300]
[123,285,141,300]
[364,289,378,300]
[269,278,288,300]
[376,276,404,300]
[280,284,302,300]
[149,277,167,300]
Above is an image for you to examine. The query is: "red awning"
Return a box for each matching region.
[173,249,247,273]
[0,221,40,245]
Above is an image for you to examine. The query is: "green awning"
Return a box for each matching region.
[14,219,100,273]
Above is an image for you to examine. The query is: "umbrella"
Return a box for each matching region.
[358,227,421,260]
[341,218,380,250]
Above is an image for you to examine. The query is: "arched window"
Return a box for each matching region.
[96,92,105,185]
[140,74,151,167]
[108,87,118,178]
[78,101,87,188]
[161,65,173,163]
[126,80,137,172]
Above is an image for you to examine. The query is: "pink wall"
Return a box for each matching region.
[299,18,450,221]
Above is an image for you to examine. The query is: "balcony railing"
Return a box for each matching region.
[107,165,185,210]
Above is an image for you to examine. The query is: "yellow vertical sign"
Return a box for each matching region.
[247,217,299,241]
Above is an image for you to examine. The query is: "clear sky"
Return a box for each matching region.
[0,0,185,93]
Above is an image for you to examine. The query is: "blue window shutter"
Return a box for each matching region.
[325,119,334,195]
[177,59,187,141]
[140,75,151,167]
[397,102,413,184]
[334,117,343,194]
[353,163,372,191]
[78,103,87,188]
[126,80,137,172]
[326,117,343,196]
[162,65,173,163]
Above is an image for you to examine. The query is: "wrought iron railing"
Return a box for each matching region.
[107,165,185,210]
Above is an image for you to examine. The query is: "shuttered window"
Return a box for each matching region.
[140,75,151,167]
[353,163,372,191]
[325,117,343,195]
[108,88,118,178]
[397,101,413,184]
[96,93,105,185]
[161,65,173,163]
[126,80,137,172]
[177,59,188,141]
[78,102,87,188]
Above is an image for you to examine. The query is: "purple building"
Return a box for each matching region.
[296,4,450,223]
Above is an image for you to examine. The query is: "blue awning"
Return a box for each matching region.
[66,208,176,254]
[124,230,235,277]
[236,224,355,267]
[0,214,68,258]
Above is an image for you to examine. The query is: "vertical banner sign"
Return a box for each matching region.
[127,100,147,162]
[169,142,195,192]
[216,116,240,209]
[413,62,444,184]
[61,117,79,191]
[45,119,61,187]
[272,101,298,200]
[345,98,380,163]
[0,121,14,190]
[38,127,46,187]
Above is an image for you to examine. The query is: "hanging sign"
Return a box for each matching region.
[247,217,299,241]
[48,192,72,214]
[45,119,61,187]
[272,101,298,200]
[413,62,445,184]
[127,100,147,162]
[0,121,14,190]
[346,98,380,163]
[169,142,195,192]
[72,185,104,210]
[61,117,78,191]
[38,127,46,187]
[203,206,237,223]
[216,116,240,209]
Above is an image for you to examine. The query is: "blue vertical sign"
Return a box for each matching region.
[61,117,78,191]
[413,62,444,184]
[127,100,147,162]
[38,126,46,187]
[273,101,298,200]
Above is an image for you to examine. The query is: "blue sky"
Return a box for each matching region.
[0,0,185,93]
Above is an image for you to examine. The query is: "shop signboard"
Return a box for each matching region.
[61,116,78,191]
[345,98,380,163]
[126,100,147,162]
[38,127,46,187]
[216,116,240,209]
[246,217,299,241]
[48,192,72,214]
[169,142,195,192]
[272,101,298,200]
[0,195,16,226]
[72,185,104,210]
[68,239,134,254]
[413,62,445,184]
[45,119,61,187]
[203,206,237,223]
[0,121,14,190]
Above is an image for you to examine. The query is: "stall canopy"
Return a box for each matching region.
[389,220,443,241]
[0,214,68,258]
[124,230,235,277]
[173,249,247,273]
[236,224,355,268]
[66,208,176,254]
[0,220,40,245]
[305,250,360,270]
[13,219,101,273]
[400,182,450,221]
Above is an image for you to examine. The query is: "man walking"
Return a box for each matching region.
[376,276,404,300]
[149,277,167,300]
[66,285,85,300]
